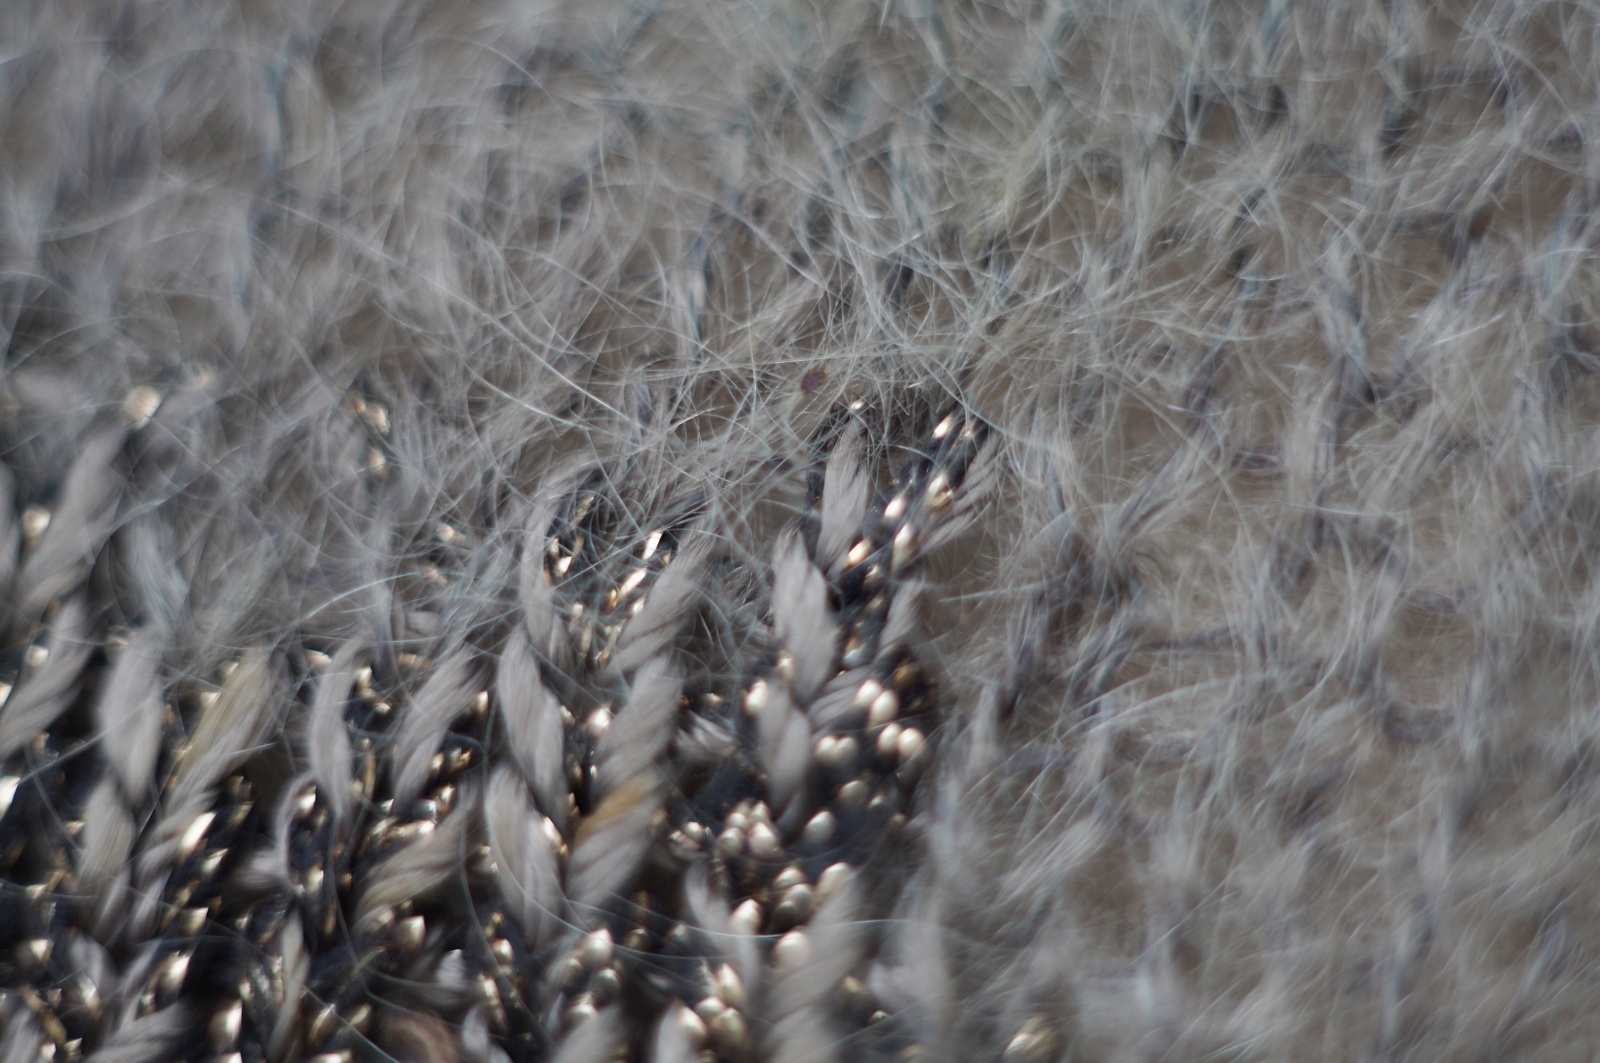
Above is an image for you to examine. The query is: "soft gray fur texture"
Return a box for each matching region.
[3,0,1600,1060]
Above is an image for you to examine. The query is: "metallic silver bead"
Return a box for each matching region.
[772,929,811,970]
[868,689,900,727]
[817,862,852,899]
[712,963,746,1009]
[730,899,763,937]
[1003,1015,1061,1062]
[876,722,904,757]
[396,915,426,953]
[853,678,884,709]
[816,734,859,767]
[896,727,927,763]
[578,928,613,971]
[694,996,727,1024]
[717,826,745,856]
[748,820,781,860]
[802,810,837,846]
[564,992,598,1029]
[208,1000,243,1048]
[670,1002,708,1051]
[591,967,621,1005]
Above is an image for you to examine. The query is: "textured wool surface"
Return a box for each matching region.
[4,1,1600,1061]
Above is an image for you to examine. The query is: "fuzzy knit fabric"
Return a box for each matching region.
[3,1,1600,1061]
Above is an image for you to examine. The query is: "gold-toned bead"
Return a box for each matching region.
[891,659,922,689]
[708,1008,749,1056]
[838,779,869,807]
[591,967,621,1005]
[483,982,511,1034]
[876,722,904,757]
[743,680,768,716]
